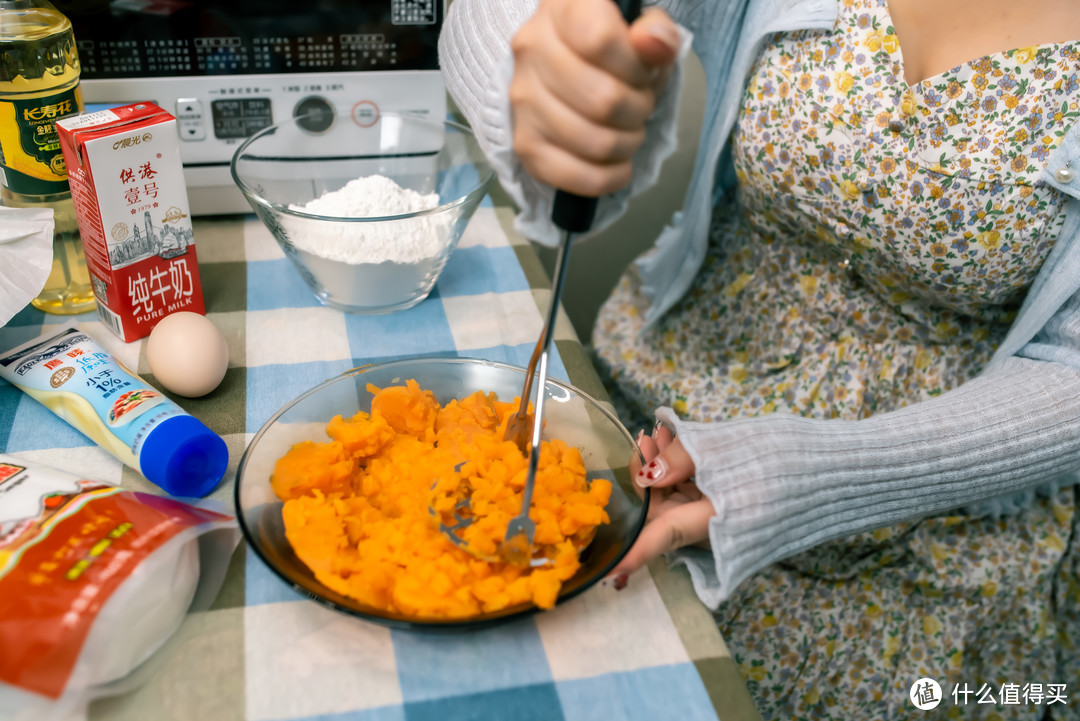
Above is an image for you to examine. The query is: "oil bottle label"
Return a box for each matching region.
[0,86,82,195]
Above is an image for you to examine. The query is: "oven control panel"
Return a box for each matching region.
[80,70,446,214]
[81,70,444,163]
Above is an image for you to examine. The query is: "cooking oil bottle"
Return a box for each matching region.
[0,0,94,315]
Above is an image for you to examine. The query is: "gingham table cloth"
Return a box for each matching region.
[0,192,761,721]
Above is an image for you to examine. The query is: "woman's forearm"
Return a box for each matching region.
[663,355,1080,607]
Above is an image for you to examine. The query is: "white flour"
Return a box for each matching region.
[288,174,448,264]
[279,174,456,311]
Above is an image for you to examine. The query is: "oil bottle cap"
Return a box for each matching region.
[139,414,228,497]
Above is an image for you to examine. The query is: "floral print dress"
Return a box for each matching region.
[592,0,1080,718]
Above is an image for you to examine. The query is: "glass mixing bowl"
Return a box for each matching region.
[231,111,494,314]
[235,357,648,630]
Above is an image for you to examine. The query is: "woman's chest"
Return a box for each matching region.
[884,0,1080,87]
[732,0,1080,316]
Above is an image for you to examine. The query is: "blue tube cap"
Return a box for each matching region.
[139,414,229,497]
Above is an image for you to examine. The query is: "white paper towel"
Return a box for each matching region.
[0,206,54,326]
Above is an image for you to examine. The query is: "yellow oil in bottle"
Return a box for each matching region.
[0,0,94,315]
[2,186,94,314]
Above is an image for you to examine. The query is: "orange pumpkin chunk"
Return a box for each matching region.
[270,381,611,619]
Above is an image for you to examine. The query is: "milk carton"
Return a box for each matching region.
[57,102,206,342]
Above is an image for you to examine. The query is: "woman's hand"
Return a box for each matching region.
[609,423,715,586]
[508,0,680,197]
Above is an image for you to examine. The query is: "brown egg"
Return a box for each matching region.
[146,312,229,397]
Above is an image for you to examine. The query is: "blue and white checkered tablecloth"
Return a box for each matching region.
[0,197,761,721]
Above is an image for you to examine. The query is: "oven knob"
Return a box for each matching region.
[294,96,334,133]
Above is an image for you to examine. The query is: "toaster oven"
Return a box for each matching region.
[53,0,447,215]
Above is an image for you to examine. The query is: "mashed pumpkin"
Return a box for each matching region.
[270,379,612,619]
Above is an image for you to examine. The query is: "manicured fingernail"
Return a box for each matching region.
[613,574,628,591]
[646,22,680,52]
[636,457,667,487]
[635,428,645,445]
[653,418,676,440]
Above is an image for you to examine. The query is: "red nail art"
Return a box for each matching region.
[613,574,628,591]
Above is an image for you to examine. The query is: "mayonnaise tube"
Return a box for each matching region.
[0,327,227,497]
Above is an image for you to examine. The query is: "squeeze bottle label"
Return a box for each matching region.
[0,327,181,471]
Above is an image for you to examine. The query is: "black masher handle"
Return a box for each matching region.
[550,0,644,234]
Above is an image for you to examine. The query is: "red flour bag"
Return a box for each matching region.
[0,454,238,720]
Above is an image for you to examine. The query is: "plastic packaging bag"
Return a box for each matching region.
[0,454,240,721]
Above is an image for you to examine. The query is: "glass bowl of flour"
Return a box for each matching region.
[231,111,494,314]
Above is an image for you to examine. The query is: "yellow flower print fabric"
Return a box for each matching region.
[596,0,1079,425]
[592,0,1080,718]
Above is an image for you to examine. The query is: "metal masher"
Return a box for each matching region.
[435,0,644,566]
[498,196,582,565]
[432,193,594,567]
